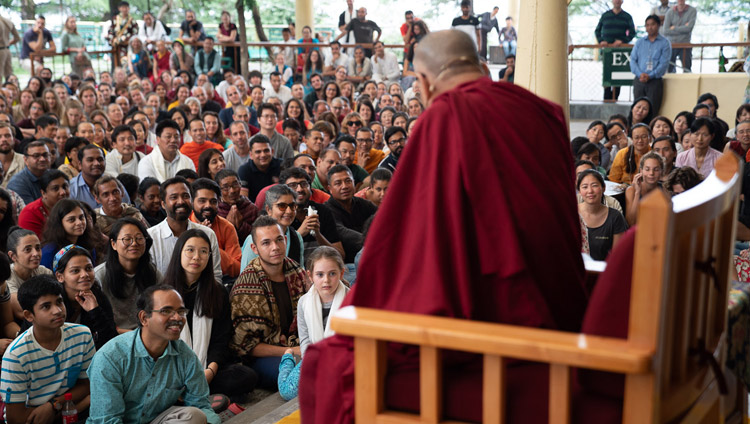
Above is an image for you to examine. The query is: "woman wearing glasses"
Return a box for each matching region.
[241,185,305,270]
[164,229,257,399]
[341,112,364,137]
[52,245,117,348]
[96,217,160,332]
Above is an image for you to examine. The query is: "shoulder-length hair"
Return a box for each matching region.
[103,217,156,300]
[0,189,15,252]
[162,229,224,318]
[198,148,223,179]
[42,199,96,250]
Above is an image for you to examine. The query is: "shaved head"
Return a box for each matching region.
[414,30,481,79]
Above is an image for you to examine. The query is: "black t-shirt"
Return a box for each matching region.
[345,19,381,44]
[587,207,629,261]
[292,201,341,259]
[238,158,282,201]
[180,20,206,41]
[271,280,293,338]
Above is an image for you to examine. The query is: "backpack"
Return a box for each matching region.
[160,19,171,36]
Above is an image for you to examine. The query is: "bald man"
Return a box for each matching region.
[299,30,588,423]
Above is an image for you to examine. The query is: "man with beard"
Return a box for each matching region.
[88,285,220,424]
[0,123,25,189]
[282,167,344,259]
[8,141,52,204]
[70,144,131,208]
[189,178,242,279]
[325,164,376,264]
[229,216,306,390]
[147,176,222,283]
[312,149,341,193]
[379,126,406,172]
[138,120,195,182]
[93,174,147,235]
[215,169,259,246]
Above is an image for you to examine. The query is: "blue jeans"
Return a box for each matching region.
[250,356,282,390]
[503,40,517,57]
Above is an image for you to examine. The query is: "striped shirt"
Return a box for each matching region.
[1,323,95,408]
[594,9,636,44]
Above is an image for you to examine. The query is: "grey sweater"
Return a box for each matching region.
[663,6,696,43]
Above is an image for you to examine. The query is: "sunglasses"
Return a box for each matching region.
[274,202,298,212]
[347,121,363,127]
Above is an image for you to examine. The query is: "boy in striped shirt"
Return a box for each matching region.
[1,275,95,424]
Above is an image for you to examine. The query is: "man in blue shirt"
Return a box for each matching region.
[69,144,131,208]
[87,285,220,424]
[7,141,51,204]
[630,14,672,113]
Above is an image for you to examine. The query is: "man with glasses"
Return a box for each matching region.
[379,126,407,172]
[93,174,146,235]
[325,164,376,264]
[216,169,259,245]
[251,103,294,160]
[189,178,242,279]
[605,121,629,158]
[147,176,222,283]
[281,167,344,259]
[8,140,51,204]
[0,123,25,189]
[354,127,385,173]
[238,135,282,202]
[88,285,220,424]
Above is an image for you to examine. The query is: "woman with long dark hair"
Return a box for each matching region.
[627,97,654,132]
[52,245,117,348]
[203,111,227,148]
[303,49,324,91]
[95,217,159,332]
[164,229,257,398]
[608,123,652,184]
[0,189,16,252]
[7,227,52,320]
[198,148,226,180]
[276,98,310,134]
[40,199,97,270]
[675,117,722,177]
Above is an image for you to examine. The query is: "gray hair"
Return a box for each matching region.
[264,184,296,211]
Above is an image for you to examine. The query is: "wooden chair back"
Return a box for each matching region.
[331,152,741,424]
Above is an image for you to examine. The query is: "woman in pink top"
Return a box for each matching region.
[675,117,722,178]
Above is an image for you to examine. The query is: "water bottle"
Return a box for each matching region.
[61,392,78,424]
[719,47,727,73]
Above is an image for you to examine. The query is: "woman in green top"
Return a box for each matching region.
[61,16,91,75]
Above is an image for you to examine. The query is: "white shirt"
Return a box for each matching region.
[105,149,143,177]
[371,51,401,83]
[216,80,232,103]
[264,85,293,105]
[137,20,169,45]
[324,52,350,69]
[137,149,195,182]
[148,219,223,284]
[223,146,249,172]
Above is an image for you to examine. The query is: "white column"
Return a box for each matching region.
[514,0,570,122]
[296,0,314,35]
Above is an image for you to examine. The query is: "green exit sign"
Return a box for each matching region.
[602,47,634,87]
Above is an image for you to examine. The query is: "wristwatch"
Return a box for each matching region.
[48,398,62,412]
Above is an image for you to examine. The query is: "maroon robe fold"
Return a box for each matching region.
[299,77,589,423]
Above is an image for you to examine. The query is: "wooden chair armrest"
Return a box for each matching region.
[331,306,652,374]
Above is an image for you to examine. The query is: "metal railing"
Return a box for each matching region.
[567,41,750,103]
[28,49,117,78]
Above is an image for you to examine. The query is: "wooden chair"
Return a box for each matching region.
[331,151,742,424]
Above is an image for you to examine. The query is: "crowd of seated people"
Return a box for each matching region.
[1,4,749,421]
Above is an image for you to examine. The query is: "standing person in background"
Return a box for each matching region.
[194,37,222,86]
[179,10,206,51]
[451,0,481,53]
[0,14,20,82]
[630,15,671,113]
[400,11,418,55]
[61,17,91,77]
[478,7,500,61]
[217,11,240,75]
[20,15,56,74]
[106,1,138,67]
[335,8,381,58]
[499,16,517,58]
[651,0,672,26]
[595,0,636,101]
[338,0,355,55]
[137,12,169,51]
[663,0,696,73]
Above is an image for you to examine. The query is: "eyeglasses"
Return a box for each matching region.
[26,152,50,159]
[286,181,309,190]
[388,137,407,146]
[274,202,298,212]
[220,181,241,191]
[118,236,146,246]
[347,121,362,127]
[150,308,189,317]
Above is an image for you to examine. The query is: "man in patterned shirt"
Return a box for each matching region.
[106,1,138,67]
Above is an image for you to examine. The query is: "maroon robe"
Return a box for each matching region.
[299,77,589,423]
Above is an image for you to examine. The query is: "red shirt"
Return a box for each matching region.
[180,140,225,169]
[18,198,48,238]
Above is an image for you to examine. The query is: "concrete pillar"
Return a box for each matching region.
[514,0,569,122]
[507,0,521,29]
[296,0,314,35]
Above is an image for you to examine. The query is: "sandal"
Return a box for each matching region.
[210,394,230,413]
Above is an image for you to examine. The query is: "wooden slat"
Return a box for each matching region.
[332,308,652,373]
[548,364,570,424]
[420,346,442,423]
[373,411,422,424]
[354,338,386,422]
[622,374,657,424]
[482,355,505,424]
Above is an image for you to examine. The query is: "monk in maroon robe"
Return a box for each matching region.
[299,30,588,423]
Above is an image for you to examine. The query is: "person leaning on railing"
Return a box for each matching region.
[20,15,56,75]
